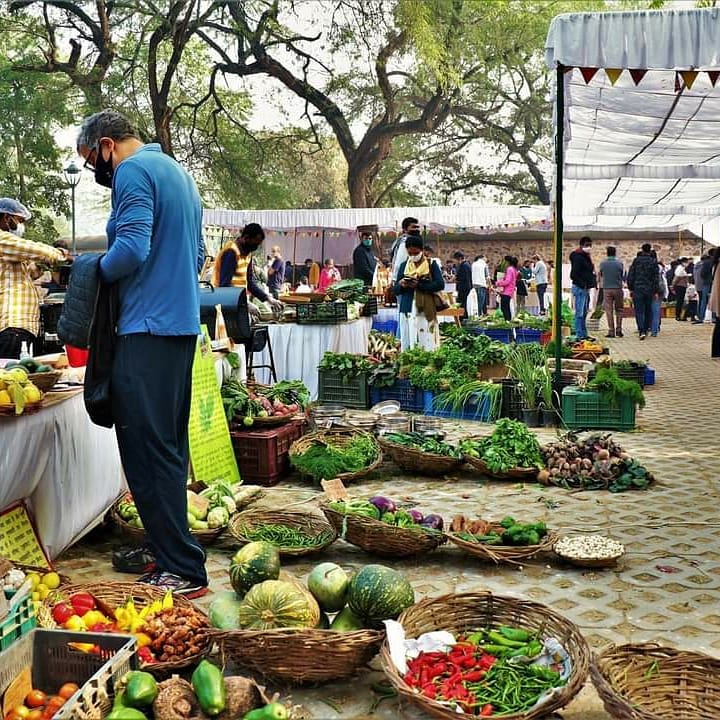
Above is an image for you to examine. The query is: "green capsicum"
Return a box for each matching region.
[124,671,158,707]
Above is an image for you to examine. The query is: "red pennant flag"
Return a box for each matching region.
[579,67,599,84]
[680,70,699,89]
[629,69,647,85]
[708,70,720,87]
[605,68,623,85]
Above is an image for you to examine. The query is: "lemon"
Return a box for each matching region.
[37,583,50,600]
[26,572,41,589]
[0,389,11,406]
[23,384,41,403]
[42,571,60,590]
[32,591,40,602]
[7,368,28,385]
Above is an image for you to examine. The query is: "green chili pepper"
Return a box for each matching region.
[499,626,531,642]
[487,631,526,647]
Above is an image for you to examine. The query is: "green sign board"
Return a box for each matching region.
[188,327,241,485]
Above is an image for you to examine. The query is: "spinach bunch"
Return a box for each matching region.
[461,418,544,472]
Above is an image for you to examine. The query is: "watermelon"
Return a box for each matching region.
[329,606,364,631]
[208,591,244,630]
[237,580,320,630]
[346,564,414,628]
[229,541,281,597]
[307,562,349,613]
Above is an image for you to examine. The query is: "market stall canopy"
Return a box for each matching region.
[203,205,550,234]
[545,6,720,231]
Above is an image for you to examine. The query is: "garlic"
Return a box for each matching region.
[554,534,624,560]
[2,568,26,591]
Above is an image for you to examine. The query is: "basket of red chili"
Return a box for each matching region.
[380,591,589,719]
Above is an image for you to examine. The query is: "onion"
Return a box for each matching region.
[369,495,396,514]
[420,514,444,530]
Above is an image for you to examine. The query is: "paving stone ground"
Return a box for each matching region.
[57,318,720,719]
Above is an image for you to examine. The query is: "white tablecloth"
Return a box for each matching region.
[0,391,124,559]
[253,319,372,398]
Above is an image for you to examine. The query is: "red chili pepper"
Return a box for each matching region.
[462,669,486,682]
[480,704,494,716]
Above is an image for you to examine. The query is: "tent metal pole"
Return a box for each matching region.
[553,64,566,392]
[321,229,326,266]
[292,227,298,285]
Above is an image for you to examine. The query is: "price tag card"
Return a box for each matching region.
[321,479,349,502]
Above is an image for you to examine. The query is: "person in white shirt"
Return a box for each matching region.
[295,276,312,293]
[532,254,548,314]
[471,254,490,315]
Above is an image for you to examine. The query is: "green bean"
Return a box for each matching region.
[241,523,331,548]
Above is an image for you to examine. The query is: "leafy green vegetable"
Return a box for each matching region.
[383,431,462,458]
[432,380,502,419]
[290,433,378,482]
[460,418,544,472]
[586,366,645,408]
[318,352,373,381]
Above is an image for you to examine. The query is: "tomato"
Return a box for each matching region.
[24,691,46,709]
[57,683,79,700]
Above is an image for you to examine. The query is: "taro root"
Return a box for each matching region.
[216,676,263,720]
[153,677,209,720]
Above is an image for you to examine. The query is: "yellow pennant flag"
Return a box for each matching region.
[680,70,699,89]
[605,68,623,85]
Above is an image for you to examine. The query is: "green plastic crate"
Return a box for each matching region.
[318,369,370,409]
[561,386,636,431]
[0,593,36,651]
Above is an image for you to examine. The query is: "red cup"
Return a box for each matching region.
[65,344,89,368]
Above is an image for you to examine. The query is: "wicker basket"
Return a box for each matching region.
[289,427,382,483]
[214,625,384,684]
[27,371,62,392]
[446,528,557,565]
[39,582,211,676]
[111,500,225,546]
[321,502,445,558]
[0,400,43,416]
[380,592,590,720]
[230,510,337,557]
[377,437,462,476]
[463,453,539,481]
[591,643,720,720]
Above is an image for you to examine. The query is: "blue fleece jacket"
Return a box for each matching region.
[100,144,204,336]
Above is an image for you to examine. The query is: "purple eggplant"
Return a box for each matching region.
[369,495,397,514]
[408,509,424,524]
[420,514,444,531]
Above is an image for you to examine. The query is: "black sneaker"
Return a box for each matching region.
[617,331,624,337]
[138,570,208,599]
[112,545,157,574]
[639,333,646,340]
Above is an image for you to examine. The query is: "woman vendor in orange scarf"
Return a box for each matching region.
[393,233,446,351]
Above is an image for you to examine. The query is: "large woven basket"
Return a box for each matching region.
[230,510,337,557]
[289,427,382,483]
[111,499,225,546]
[39,582,211,677]
[377,437,462,476]
[380,592,590,720]
[446,529,557,565]
[27,370,62,392]
[321,502,445,558]
[463,453,539,481]
[591,643,720,720]
[214,626,384,684]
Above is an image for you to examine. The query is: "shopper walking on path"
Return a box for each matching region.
[599,246,624,338]
[650,251,667,337]
[696,254,713,323]
[627,243,660,341]
[471,253,490,315]
[77,109,208,597]
[532,254,548,314]
[672,258,689,321]
[495,255,519,322]
[453,251,472,318]
[0,198,68,358]
[569,236,596,339]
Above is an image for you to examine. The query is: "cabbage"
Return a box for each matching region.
[207,506,230,529]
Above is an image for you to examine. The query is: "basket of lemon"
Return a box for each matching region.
[0,366,44,416]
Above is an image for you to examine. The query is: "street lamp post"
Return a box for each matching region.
[63,161,81,255]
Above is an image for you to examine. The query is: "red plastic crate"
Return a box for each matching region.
[230,419,306,486]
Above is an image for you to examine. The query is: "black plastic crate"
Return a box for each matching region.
[0,629,136,719]
[296,301,348,324]
[360,297,379,316]
[500,378,523,419]
[318,369,369,409]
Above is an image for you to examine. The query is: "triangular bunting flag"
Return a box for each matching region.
[579,67,598,83]
[629,69,647,85]
[708,70,720,87]
[680,70,699,89]
[605,68,623,85]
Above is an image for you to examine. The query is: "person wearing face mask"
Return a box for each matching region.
[391,216,420,282]
[0,198,68,359]
[569,236,597,339]
[76,109,208,597]
[393,234,445,351]
[215,223,283,318]
[353,232,377,286]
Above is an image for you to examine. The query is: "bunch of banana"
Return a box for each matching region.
[0,366,43,414]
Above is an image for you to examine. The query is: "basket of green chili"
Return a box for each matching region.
[230,510,337,557]
[380,592,589,720]
[378,432,463,476]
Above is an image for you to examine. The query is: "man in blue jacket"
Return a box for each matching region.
[77,109,207,597]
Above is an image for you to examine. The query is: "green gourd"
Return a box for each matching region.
[192,659,227,716]
[243,702,288,720]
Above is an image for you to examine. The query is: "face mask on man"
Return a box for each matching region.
[582,246,592,253]
[362,237,372,247]
[93,142,115,188]
[408,229,421,237]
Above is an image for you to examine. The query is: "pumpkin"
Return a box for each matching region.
[346,564,414,628]
[237,580,321,630]
[229,541,281,598]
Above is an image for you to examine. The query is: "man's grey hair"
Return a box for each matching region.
[76,109,139,150]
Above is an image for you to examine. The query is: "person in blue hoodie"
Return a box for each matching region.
[77,109,207,598]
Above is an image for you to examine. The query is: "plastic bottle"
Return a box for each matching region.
[19,341,30,359]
